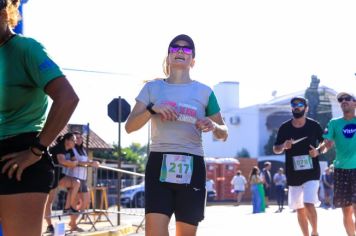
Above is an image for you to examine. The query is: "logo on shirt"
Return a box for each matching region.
[161,101,197,124]
[342,124,356,138]
[39,58,56,71]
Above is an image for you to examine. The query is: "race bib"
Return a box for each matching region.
[292,155,313,171]
[177,103,198,124]
[160,154,193,184]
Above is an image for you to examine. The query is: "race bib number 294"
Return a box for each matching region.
[160,154,193,184]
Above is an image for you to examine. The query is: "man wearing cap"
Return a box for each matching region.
[273,96,324,236]
[319,91,356,236]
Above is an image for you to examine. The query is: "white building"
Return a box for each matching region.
[202,81,342,158]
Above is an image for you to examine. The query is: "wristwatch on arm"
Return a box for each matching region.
[146,102,157,115]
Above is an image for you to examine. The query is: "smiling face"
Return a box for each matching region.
[75,133,83,145]
[167,40,195,70]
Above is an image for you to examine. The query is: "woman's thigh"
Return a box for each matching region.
[0,193,48,236]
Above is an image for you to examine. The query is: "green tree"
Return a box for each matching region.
[121,143,147,172]
[93,142,148,172]
[264,129,278,155]
[237,148,250,158]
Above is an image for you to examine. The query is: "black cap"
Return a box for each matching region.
[168,34,195,58]
[290,96,308,107]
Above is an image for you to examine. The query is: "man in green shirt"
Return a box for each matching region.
[321,91,356,236]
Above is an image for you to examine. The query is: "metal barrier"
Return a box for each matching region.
[46,162,146,233]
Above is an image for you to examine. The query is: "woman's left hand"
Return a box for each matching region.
[196,118,216,132]
[1,149,42,181]
[90,161,100,168]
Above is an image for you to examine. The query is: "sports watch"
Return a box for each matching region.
[146,102,157,115]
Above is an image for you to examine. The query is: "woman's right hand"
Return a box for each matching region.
[1,149,42,181]
[154,103,178,121]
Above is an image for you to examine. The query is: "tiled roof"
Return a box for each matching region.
[56,124,113,150]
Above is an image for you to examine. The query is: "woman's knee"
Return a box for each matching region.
[72,179,80,188]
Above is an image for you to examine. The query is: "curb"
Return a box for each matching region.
[79,225,136,236]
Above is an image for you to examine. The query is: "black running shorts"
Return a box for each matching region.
[0,132,54,194]
[145,151,206,226]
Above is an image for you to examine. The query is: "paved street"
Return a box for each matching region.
[43,204,345,235]
[128,204,344,236]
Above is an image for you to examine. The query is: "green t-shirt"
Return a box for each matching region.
[323,117,356,169]
[0,35,64,139]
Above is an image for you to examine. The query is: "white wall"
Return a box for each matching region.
[202,106,260,158]
[214,81,240,112]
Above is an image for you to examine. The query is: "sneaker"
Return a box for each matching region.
[45,224,54,234]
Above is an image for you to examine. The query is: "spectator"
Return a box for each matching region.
[231,170,247,206]
[44,133,80,234]
[65,131,100,231]
[273,168,287,212]
[0,1,78,235]
[321,167,334,209]
[249,166,265,213]
[261,161,272,207]
[206,178,216,202]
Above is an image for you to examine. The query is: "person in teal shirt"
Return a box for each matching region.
[321,91,356,236]
[0,1,79,236]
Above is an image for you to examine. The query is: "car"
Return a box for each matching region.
[120,182,145,208]
[207,190,217,202]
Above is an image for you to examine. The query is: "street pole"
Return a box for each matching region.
[85,123,90,154]
[117,96,122,225]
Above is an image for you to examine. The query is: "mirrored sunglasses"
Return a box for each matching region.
[337,96,353,103]
[169,45,193,55]
[291,102,305,108]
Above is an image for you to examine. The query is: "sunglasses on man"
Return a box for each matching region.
[291,102,305,108]
[337,96,354,103]
[169,45,194,55]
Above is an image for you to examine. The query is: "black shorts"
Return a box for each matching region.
[145,152,206,226]
[333,168,356,208]
[79,179,89,193]
[50,168,64,190]
[0,132,54,194]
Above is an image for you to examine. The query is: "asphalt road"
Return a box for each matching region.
[128,204,345,236]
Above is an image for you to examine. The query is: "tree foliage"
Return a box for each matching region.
[264,129,278,155]
[93,142,148,172]
[237,148,251,158]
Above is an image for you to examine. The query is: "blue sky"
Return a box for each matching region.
[22,0,356,146]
